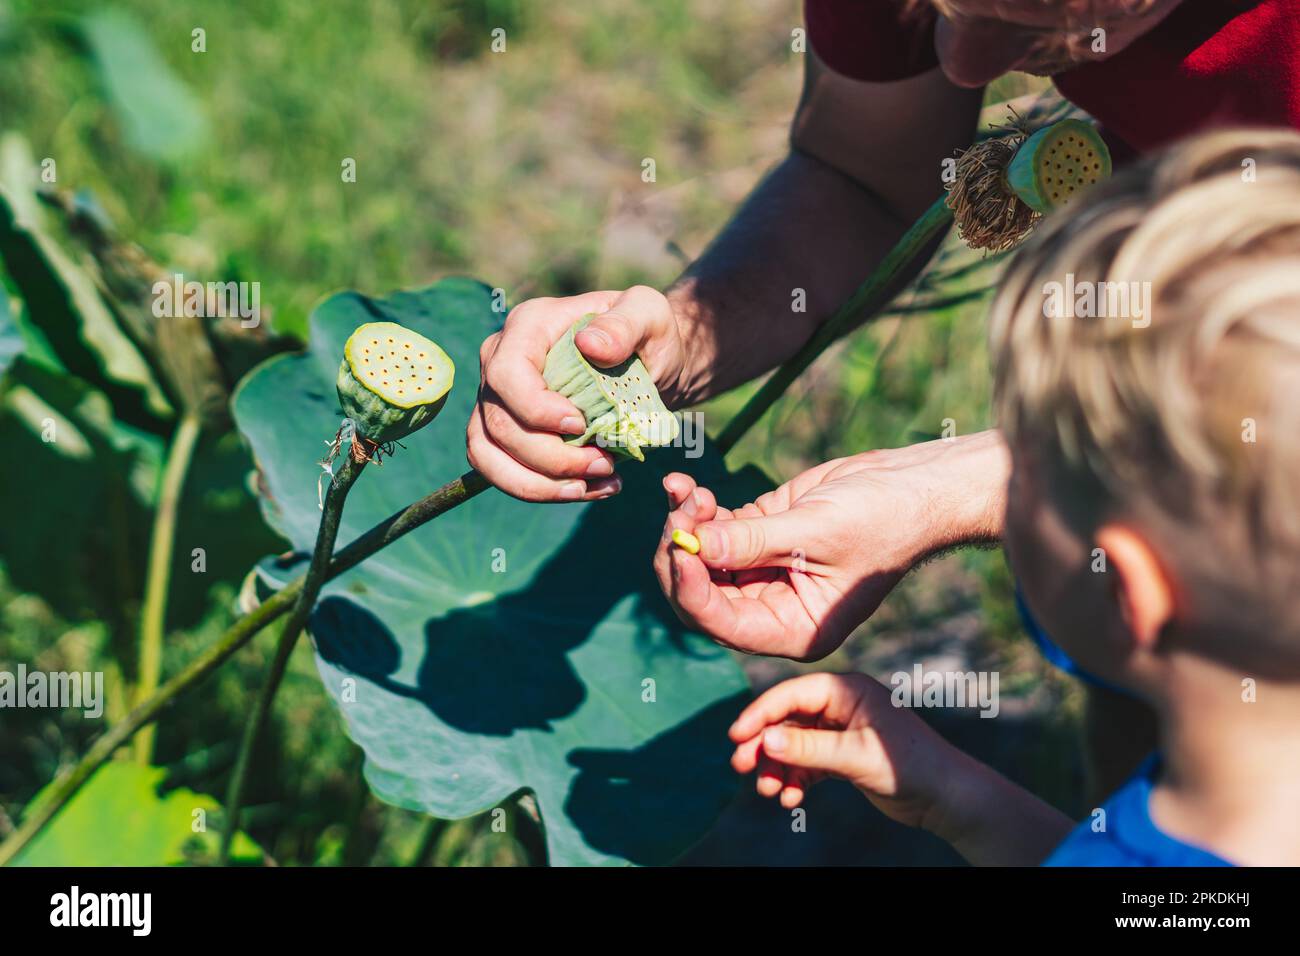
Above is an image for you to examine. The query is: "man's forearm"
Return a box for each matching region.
[664,149,936,405]
[919,428,1011,554]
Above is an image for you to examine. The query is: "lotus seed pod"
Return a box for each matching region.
[336,321,455,443]
[671,529,701,555]
[543,314,679,462]
[1005,119,1111,214]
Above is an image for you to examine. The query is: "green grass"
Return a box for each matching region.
[0,0,804,334]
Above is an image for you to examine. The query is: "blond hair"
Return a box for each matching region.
[990,129,1300,648]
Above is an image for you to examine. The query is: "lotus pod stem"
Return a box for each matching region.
[716,194,954,454]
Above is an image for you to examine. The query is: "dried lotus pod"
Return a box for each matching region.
[947,116,1112,252]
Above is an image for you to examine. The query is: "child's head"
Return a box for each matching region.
[990,129,1300,692]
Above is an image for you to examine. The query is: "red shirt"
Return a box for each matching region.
[805,0,1300,152]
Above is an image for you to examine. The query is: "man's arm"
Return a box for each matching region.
[666,52,984,404]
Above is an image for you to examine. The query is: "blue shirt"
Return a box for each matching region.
[1045,755,1235,866]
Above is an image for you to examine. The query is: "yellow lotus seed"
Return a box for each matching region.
[671,529,701,555]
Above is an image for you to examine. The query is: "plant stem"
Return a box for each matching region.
[714,195,953,455]
[340,748,374,867]
[218,453,367,864]
[134,412,203,764]
[326,469,490,578]
[0,470,486,866]
[409,815,449,867]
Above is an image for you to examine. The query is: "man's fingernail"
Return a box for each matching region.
[763,727,786,752]
[680,493,698,518]
[560,416,584,435]
[588,476,622,499]
[582,328,611,350]
[585,456,614,477]
[560,482,585,500]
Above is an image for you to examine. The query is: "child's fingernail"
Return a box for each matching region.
[764,727,786,752]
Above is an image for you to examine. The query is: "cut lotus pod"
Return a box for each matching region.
[1006,118,1111,214]
[543,314,679,462]
[336,321,454,443]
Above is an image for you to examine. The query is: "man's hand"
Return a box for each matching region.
[653,431,1010,661]
[468,286,688,502]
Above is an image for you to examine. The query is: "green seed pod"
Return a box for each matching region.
[336,321,455,443]
[1006,118,1111,214]
[543,314,679,462]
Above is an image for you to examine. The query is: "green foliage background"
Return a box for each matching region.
[0,0,1085,865]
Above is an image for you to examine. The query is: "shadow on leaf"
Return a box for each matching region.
[563,694,748,865]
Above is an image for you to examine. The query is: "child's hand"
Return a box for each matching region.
[728,673,956,829]
[653,433,1008,660]
[730,672,1077,865]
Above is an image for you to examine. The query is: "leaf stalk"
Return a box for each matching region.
[134,412,203,764]
[218,451,367,864]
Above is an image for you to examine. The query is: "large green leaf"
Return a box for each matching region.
[233,278,768,865]
[0,357,158,626]
[80,10,208,162]
[13,763,262,866]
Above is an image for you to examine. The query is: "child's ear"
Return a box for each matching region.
[1094,524,1174,650]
